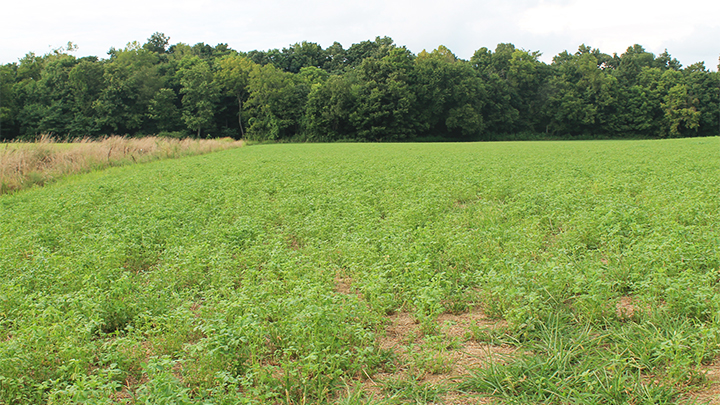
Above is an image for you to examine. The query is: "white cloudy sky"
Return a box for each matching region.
[2,0,719,70]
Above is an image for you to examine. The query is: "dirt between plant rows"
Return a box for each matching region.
[361,308,513,404]
[334,275,511,403]
[688,360,720,405]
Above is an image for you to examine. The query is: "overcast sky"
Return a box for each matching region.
[3,0,719,70]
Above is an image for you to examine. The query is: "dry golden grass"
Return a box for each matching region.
[0,135,244,195]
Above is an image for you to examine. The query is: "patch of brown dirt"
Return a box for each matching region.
[454,200,469,209]
[438,307,509,339]
[286,234,301,250]
[441,341,515,378]
[362,308,513,404]
[189,301,203,317]
[109,386,134,402]
[115,370,149,402]
[173,360,184,381]
[616,296,638,319]
[686,359,720,405]
[380,311,421,348]
[334,275,354,295]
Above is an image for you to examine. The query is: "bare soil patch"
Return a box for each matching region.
[616,295,639,319]
[362,308,513,404]
[334,275,354,295]
[686,359,720,405]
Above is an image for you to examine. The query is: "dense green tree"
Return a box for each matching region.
[322,42,348,73]
[345,36,395,68]
[297,66,329,87]
[602,47,688,137]
[167,43,194,60]
[604,67,664,136]
[17,53,78,137]
[654,50,682,71]
[147,88,183,133]
[304,73,359,141]
[191,43,215,59]
[215,55,258,138]
[663,82,700,137]
[613,44,657,85]
[469,48,517,134]
[276,42,327,73]
[245,49,274,67]
[348,46,419,141]
[0,64,18,140]
[470,47,492,72]
[682,62,720,136]
[94,42,163,135]
[548,48,615,136]
[16,52,44,82]
[177,57,219,137]
[143,32,170,54]
[245,64,309,140]
[506,47,552,132]
[414,46,488,139]
[66,57,105,136]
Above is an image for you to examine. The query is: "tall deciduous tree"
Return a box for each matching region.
[143,32,170,54]
[605,67,664,136]
[67,57,105,136]
[147,88,182,133]
[277,42,326,73]
[548,48,615,136]
[414,46,488,139]
[322,42,347,73]
[23,53,77,137]
[0,64,19,140]
[178,56,219,137]
[245,64,309,140]
[94,42,163,135]
[348,46,419,141]
[470,46,518,134]
[215,55,258,138]
[304,73,358,141]
[662,73,701,137]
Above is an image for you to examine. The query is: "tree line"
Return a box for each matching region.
[1,33,718,142]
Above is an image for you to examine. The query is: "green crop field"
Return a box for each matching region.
[1,138,719,404]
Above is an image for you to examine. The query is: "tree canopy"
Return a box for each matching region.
[1,33,718,141]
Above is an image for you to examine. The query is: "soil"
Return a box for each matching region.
[686,359,720,405]
[360,308,513,404]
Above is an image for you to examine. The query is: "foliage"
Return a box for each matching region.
[215,55,258,138]
[245,64,309,140]
[3,35,720,142]
[178,57,219,138]
[414,46,488,139]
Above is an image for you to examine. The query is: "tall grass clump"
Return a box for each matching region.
[460,313,683,404]
[0,135,244,194]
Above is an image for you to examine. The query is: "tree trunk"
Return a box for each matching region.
[237,95,245,138]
